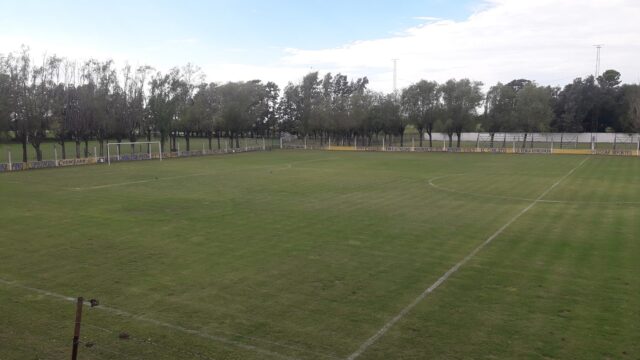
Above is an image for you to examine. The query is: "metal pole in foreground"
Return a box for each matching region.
[71,297,84,360]
[8,151,12,171]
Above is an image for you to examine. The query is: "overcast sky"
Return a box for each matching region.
[1,0,639,91]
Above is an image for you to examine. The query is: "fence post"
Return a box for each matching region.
[94,147,97,163]
[382,137,384,151]
[177,142,180,156]
[412,137,415,151]
[54,147,58,165]
[512,140,516,153]
[354,137,357,150]
[202,142,205,155]
[107,144,111,165]
[8,151,11,171]
[71,297,84,360]
[262,137,266,150]
[304,137,307,150]
[245,138,247,151]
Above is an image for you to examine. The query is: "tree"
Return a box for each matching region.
[554,76,599,132]
[515,83,554,146]
[148,71,178,152]
[0,61,10,140]
[484,83,516,147]
[217,81,267,148]
[620,84,640,133]
[299,72,321,139]
[402,80,441,147]
[598,69,621,89]
[380,94,404,146]
[4,47,32,162]
[441,79,483,147]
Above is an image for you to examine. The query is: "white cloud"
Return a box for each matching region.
[3,0,639,93]
[281,0,640,92]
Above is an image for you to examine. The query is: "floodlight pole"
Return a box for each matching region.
[71,297,83,360]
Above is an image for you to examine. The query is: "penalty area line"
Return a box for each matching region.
[0,278,330,360]
[346,157,590,360]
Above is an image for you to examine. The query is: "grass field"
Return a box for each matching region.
[1,150,639,359]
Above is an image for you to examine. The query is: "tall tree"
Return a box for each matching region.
[619,84,640,133]
[402,80,441,147]
[484,83,517,146]
[441,79,483,147]
[515,83,554,146]
[381,94,404,146]
[148,70,178,152]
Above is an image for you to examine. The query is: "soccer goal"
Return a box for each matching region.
[106,141,163,165]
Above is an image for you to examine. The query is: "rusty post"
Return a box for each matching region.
[71,297,84,360]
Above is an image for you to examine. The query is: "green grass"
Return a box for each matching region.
[0,150,638,359]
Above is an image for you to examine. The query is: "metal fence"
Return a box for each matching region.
[0,146,270,173]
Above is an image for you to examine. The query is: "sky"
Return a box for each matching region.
[1,0,639,92]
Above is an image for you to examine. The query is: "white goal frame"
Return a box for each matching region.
[107,141,163,165]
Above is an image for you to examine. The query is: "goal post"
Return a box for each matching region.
[106,141,163,165]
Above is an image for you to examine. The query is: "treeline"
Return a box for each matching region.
[1,47,639,162]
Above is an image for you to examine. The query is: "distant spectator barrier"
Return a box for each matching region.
[0,145,271,173]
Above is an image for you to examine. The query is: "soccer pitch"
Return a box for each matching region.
[1,150,638,359]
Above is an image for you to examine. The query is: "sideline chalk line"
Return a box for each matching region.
[0,278,338,360]
[346,157,590,360]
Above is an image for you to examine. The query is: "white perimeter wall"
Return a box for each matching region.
[426,133,640,143]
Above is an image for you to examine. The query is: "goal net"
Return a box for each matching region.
[106,141,163,165]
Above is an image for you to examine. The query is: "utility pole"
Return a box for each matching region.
[392,59,398,94]
[593,44,603,78]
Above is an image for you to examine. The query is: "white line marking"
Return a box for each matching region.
[428,164,640,206]
[0,278,337,360]
[346,157,590,360]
